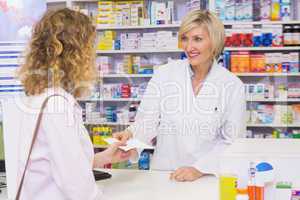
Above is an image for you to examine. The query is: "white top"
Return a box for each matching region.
[97,169,218,200]
[15,88,102,200]
[128,59,246,174]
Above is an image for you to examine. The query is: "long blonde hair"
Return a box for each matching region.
[18,8,96,98]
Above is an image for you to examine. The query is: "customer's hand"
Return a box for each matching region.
[113,130,133,143]
[170,167,204,182]
[106,142,132,163]
[93,142,131,168]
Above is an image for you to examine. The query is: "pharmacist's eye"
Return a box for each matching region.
[181,36,188,42]
[194,37,203,42]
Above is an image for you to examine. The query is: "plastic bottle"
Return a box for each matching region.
[129,104,137,122]
[283,25,293,46]
[248,162,256,200]
[236,188,249,200]
[255,181,264,200]
[292,25,300,46]
[138,151,150,170]
[220,174,238,200]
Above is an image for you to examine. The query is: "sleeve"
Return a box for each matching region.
[42,96,101,200]
[127,69,162,145]
[192,81,246,176]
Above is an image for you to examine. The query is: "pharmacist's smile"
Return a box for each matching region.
[187,52,200,59]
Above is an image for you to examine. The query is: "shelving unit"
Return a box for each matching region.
[234,73,300,77]
[96,49,183,54]
[223,20,300,26]
[225,46,300,51]
[246,98,300,102]
[101,74,153,78]
[96,47,300,54]
[85,122,132,126]
[96,24,181,30]
[247,123,300,128]
[96,20,300,30]
[47,0,300,140]
[79,98,141,102]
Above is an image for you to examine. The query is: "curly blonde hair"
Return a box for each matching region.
[18,8,96,98]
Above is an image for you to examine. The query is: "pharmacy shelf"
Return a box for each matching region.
[79,98,142,102]
[97,47,300,54]
[72,0,97,2]
[46,0,67,3]
[100,98,142,102]
[96,21,300,30]
[224,46,300,51]
[235,72,300,77]
[246,98,300,102]
[96,49,183,54]
[101,73,300,78]
[97,24,181,30]
[247,123,300,128]
[85,122,132,126]
[101,74,153,78]
[46,0,97,2]
[223,20,300,26]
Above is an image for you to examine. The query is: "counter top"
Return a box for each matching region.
[96,169,219,200]
[0,169,219,200]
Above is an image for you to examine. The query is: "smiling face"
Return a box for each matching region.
[180,25,213,68]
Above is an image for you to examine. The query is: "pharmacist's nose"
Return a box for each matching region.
[186,40,195,52]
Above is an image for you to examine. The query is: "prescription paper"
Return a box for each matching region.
[104,138,155,151]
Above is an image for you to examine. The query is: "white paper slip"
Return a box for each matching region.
[104,138,155,151]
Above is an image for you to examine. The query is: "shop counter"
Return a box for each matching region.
[0,170,218,200]
[96,169,218,200]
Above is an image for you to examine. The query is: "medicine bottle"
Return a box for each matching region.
[236,188,249,200]
[129,104,137,122]
[283,25,293,46]
[292,25,300,46]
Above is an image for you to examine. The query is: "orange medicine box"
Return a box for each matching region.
[231,51,250,73]
[250,53,265,72]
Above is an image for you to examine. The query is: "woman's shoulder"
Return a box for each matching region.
[215,64,244,86]
[26,87,77,112]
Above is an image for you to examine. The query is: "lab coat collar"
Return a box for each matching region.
[186,59,219,81]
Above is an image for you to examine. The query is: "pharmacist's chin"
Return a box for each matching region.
[187,56,201,67]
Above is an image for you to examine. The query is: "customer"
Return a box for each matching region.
[16,8,130,200]
[113,10,246,182]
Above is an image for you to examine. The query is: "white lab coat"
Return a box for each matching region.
[128,59,246,175]
[3,87,102,200]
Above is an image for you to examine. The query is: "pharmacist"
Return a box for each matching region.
[114,10,246,182]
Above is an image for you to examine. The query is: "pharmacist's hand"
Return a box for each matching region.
[170,167,204,182]
[113,130,133,143]
[94,142,131,168]
[106,142,131,164]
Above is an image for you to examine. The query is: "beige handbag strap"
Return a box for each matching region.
[15,94,66,200]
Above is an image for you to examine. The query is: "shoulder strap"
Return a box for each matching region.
[15,94,67,200]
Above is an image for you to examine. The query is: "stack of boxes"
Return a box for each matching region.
[225,25,283,48]
[97,30,178,51]
[227,52,299,73]
[98,55,153,75]
[244,83,300,100]
[97,1,144,26]
[98,31,116,50]
[120,33,141,50]
[216,0,295,22]
[98,1,114,25]
[247,104,300,125]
